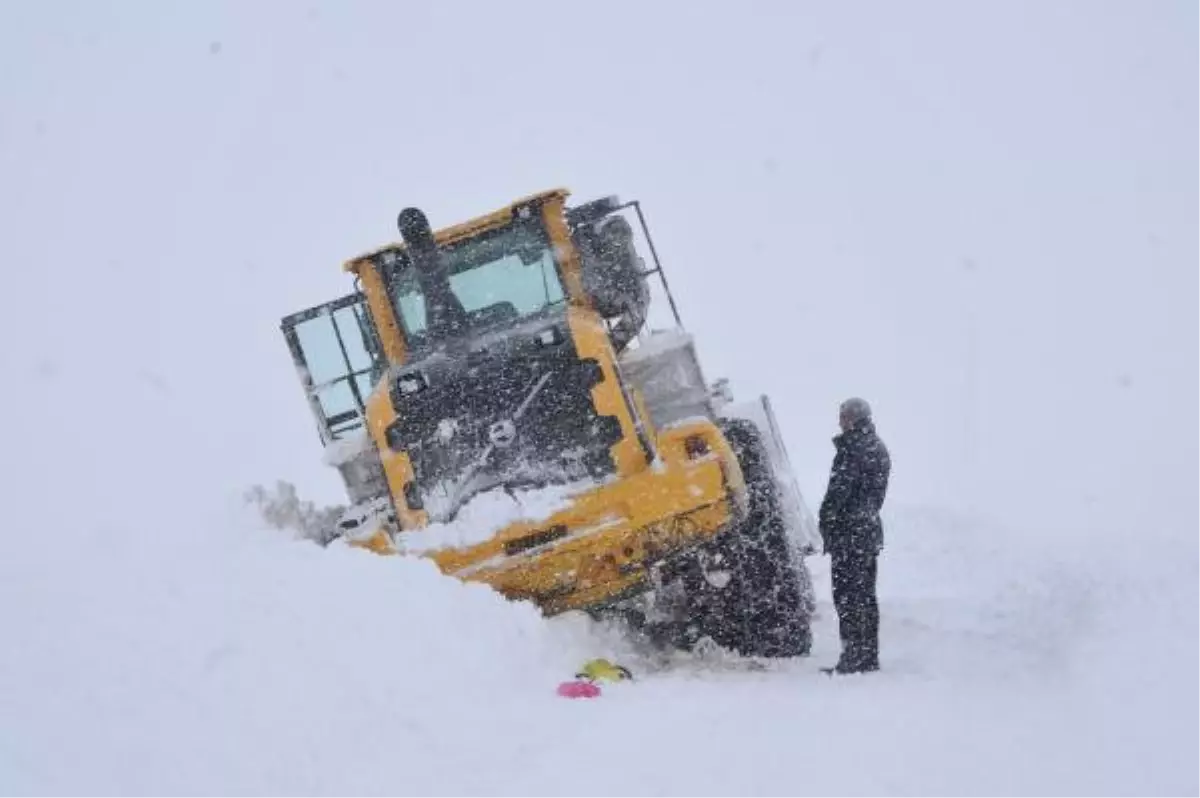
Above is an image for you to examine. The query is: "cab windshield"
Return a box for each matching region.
[387,222,566,348]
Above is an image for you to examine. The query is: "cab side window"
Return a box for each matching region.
[282,294,381,443]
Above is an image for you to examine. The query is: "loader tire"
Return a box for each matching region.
[694,418,812,658]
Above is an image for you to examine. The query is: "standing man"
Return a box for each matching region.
[819,397,891,674]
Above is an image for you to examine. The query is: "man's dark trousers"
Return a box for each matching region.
[831,550,879,670]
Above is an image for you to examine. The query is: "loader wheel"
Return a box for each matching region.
[690,418,812,658]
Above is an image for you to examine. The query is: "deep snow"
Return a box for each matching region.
[0,487,1194,795]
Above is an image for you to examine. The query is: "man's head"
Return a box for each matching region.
[839,397,872,432]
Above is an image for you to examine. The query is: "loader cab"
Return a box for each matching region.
[374,208,569,355]
[344,190,676,363]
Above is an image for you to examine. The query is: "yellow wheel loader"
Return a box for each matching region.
[279,189,819,657]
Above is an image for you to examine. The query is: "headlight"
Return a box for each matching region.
[535,326,563,346]
[396,372,427,395]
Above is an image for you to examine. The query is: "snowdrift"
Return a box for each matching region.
[0,496,569,795]
[1,484,1194,795]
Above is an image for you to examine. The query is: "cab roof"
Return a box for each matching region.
[343,187,569,273]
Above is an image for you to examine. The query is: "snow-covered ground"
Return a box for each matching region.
[1,483,1194,795]
[2,2,1195,795]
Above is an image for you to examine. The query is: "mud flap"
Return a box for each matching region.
[717,395,820,555]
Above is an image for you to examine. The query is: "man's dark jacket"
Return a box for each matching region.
[819,419,891,556]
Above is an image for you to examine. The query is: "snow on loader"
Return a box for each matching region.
[278,189,820,657]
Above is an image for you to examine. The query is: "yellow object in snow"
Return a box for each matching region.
[576,659,633,682]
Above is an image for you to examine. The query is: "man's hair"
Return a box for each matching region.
[840,397,872,425]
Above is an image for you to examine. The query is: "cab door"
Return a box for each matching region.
[281,292,383,446]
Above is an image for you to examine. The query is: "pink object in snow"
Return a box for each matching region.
[556,679,602,699]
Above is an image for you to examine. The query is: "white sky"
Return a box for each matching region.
[1,1,1195,546]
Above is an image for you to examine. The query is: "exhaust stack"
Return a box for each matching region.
[397,207,441,276]
[397,207,468,338]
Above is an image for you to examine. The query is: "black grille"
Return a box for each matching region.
[504,525,569,556]
[385,314,622,518]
